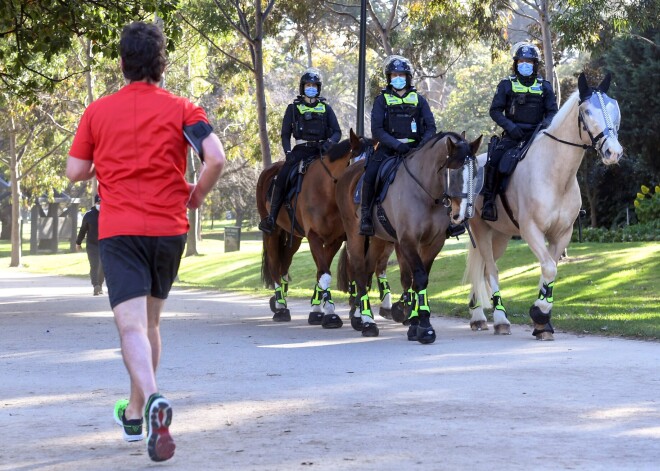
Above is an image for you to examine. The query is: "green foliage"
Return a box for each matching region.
[573,221,660,242]
[634,184,660,224]
[0,0,181,98]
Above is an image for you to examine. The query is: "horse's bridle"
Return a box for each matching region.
[543,91,618,154]
[319,138,373,184]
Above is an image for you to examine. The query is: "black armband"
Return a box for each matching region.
[183,121,213,161]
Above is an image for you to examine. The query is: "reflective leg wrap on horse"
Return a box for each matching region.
[280,277,289,298]
[407,289,436,344]
[377,276,391,302]
[358,294,379,337]
[308,284,325,325]
[538,281,554,303]
[271,283,291,322]
[530,281,555,337]
[491,291,506,313]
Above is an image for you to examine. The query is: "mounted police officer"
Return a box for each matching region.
[360,55,436,236]
[482,42,558,221]
[258,68,342,234]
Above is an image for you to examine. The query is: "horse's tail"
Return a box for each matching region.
[261,235,275,288]
[462,240,491,307]
[336,243,350,292]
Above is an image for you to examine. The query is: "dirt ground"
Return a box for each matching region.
[1,267,659,471]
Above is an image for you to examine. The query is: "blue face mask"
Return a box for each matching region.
[517,62,534,77]
[390,76,407,90]
[304,87,318,98]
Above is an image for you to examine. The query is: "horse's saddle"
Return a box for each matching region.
[269,156,318,204]
[353,155,404,205]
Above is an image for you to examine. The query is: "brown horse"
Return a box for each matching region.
[257,129,379,326]
[462,73,623,340]
[336,132,482,343]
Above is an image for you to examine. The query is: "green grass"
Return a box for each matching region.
[1,231,658,340]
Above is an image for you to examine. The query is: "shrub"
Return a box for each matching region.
[634,184,660,224]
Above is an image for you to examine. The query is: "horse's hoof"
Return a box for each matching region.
[470,320,489,331]
[390,302,406,324]
[535,331,555,341]
[321,313,343,329]
[407,324,418,341]
[378,306,392,320]
[272,309,291,322]
[362,322,379,337]
[494,324,511,335]
[350,316,363,331]
[308,312,324,325]
[416,325,436,344]
[269,296,277,314]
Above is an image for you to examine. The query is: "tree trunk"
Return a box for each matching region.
[539,1,556,91]
[253,36,272,168]
[9,117,22,267]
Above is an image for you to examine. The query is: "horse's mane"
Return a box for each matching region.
[326,139,352,162]
[544,91,579,133]
[422,131,465,150]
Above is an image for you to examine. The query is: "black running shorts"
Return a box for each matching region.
[99,234,187,309]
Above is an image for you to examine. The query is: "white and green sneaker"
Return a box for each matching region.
[113,399,144,442]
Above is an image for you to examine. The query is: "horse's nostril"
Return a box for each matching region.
[453,214,459,220]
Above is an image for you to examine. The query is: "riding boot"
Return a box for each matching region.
[481,164,499,222]
[259,183,286,234]
[359,182,375,236]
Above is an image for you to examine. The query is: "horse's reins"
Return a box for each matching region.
[402,151,449,205]
[318,139,372,184]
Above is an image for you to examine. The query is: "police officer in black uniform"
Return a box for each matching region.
[482,42,558,221]
[76,194,105,295]
[258,68,342,234]
[360,55,436,236]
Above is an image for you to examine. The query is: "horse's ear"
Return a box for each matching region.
[597,73,612,94]
[446,136,456,155]
[349,128,360,149]
[469,135,483,155]
[578,72,591,101]
[461,131,466,139]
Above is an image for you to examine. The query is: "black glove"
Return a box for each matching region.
[508,126,524,140]
[320,140,333,153]
[396,142,411,155]
[284,151,292,161]
[540,118,552,129]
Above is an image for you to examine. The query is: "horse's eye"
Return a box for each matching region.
[584,109,591,116]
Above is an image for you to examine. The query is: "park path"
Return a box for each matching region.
[0,267,659,470]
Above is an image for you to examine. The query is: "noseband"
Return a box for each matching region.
[543,91,618,154]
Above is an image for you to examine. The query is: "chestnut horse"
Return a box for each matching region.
[257,130,396,326]
[463,73,623,340]
[336,132,482,344]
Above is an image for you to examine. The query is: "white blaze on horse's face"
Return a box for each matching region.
[580,92,623,165]
[445,157,482,224]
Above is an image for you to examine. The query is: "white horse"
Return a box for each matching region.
[462,72,623,340]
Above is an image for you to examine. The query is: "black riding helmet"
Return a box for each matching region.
[511,42,541,79]
[383,55,413,88]
[299,67,322,96]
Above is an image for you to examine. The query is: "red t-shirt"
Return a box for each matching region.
[69,82,208,239]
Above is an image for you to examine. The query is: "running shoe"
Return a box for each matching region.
[113,399,143,442]
[144,393,175,462]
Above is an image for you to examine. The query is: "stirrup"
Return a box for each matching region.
[258,216,275,234]
[359,218,374,236]
[481,202,498,222]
